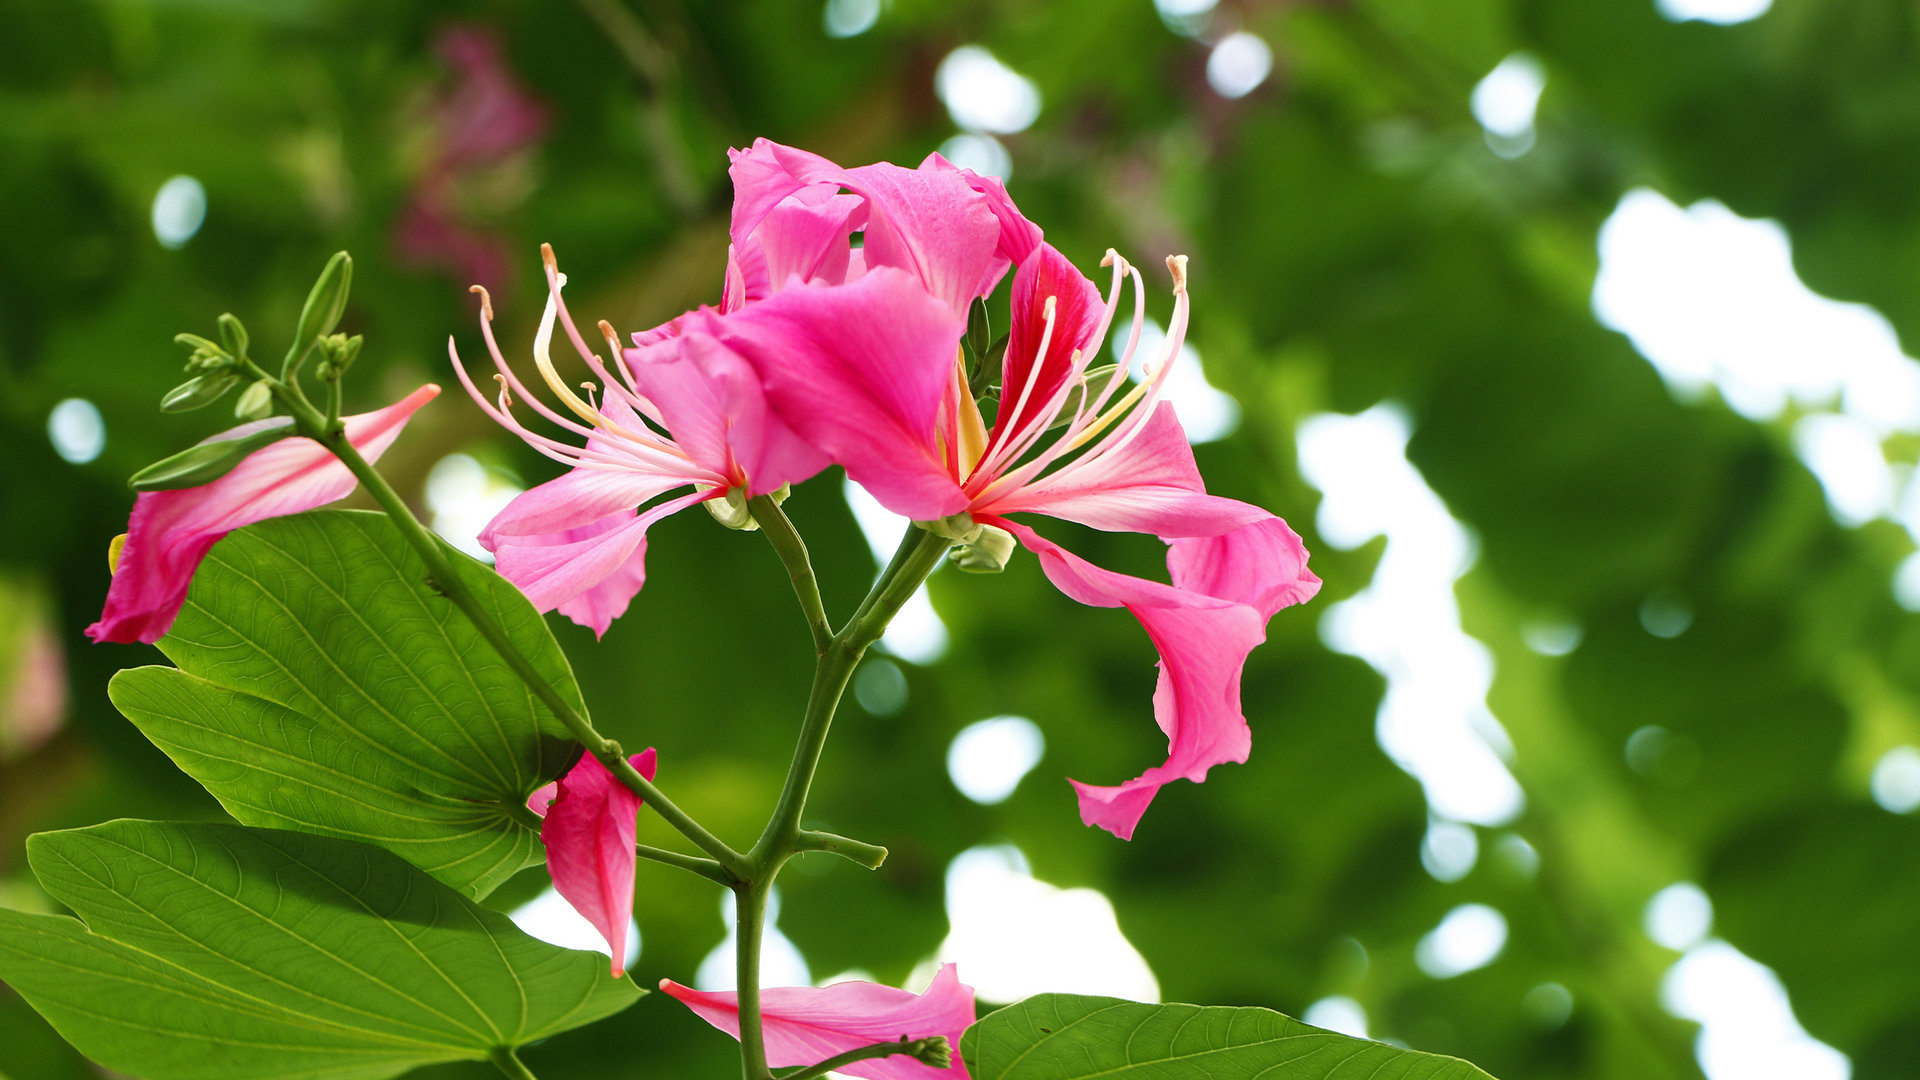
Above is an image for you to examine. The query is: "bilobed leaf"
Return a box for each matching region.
[0,820,640,1080]
[961,995,1498,1079]
[108,510,580,899]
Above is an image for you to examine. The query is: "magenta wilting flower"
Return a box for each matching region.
[449,245,827,637]
[660,963,975,1080]
[87,385,441,645]
[526,747,656,978]
[655,142,1321,839]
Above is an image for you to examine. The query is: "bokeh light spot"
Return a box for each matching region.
[947,716,1044,805]
[1416,903,1508,978]
[853,658,908,717]
[822,0,879,38]
[1656,0,1771,25]
[936,46,1040,135]
[1420,820,1478,883]
[1639,590,1693,638]
[151,175,207,249]
[1645,882,1714,951]
[1302,995,1367,1038]
[48,399,106,465]
[1870,745,1920,813]
[510,886,640,971]
[1523,983,1575,1029]
[1205,32,1272,99]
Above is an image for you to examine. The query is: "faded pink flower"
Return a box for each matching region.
[529,747,655,978]
[450,247,827,637]
[87,385,441,645]
[661,963,974,1080]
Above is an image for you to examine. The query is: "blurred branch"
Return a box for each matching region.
[573,0,703,217]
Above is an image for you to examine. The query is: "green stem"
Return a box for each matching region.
[489,1046,540,1080]
[749,494,830,655]
[795,828,888,869]
[730,527,951,1080]
[776,1037,949,1080]
[265,376,751,882]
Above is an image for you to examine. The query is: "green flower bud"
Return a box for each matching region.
[160,372,239,412]
[949,523,1016,573]
[917,512,983,543]
[703,487,759,531]
[910,1036,952,1070]
[129,422,294,492]
[284,251,353,377]
[233,379,275,421]
[216,312,250,361]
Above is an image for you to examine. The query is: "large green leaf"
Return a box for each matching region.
[0,820,640,1080]
[108,510,580,899]
[961,995,1498,1079]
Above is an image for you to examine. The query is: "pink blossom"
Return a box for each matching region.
[696,153,1319,838]
[450,246,827,637]
[528,748,655,978]
[661,964,974,1080]
[86,385,441,645]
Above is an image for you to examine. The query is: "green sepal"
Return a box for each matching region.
[1048,364,1121,430]
[969,331,1009,400]
[158,372,239,412]
[128,422,293,491]
[233,379,274,421]
[284,250,353,377]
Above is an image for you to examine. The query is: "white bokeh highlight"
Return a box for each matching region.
[933,845,1159,1004]
[425,453,523,561]
[947,716,1045,805]
[1416,903,1508,978]
[47,398,105,465]
[1656,0,1772,25]
[822,0,879,38]
[697,888,811,992]
[1595,188,1920,605]
[1471,53,1546,158]
[1870,745,1920,813]
[1645,882,1714,951]
[939,133,1012,181]
[1116,318,1240,444]
[1298,404,1525,826]
[1302,995,1368,1038]
[843,476,949,664]
[152,175,207,249]
[1662,941,1848,1080]
[936,46,1040,136]
[1206,32,1273,100]
[510,886,640,972]
[1421,819,1479,883]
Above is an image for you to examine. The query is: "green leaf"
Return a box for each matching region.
[109,510,581,898]
[0,820,640,1080]
[961,995,1499,1079]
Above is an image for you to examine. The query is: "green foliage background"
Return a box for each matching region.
[3,0,1918,1077]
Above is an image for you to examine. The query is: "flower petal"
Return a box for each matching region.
[986,403,1269,538]
[983,517,1270,840]
[489,490,709,628]
[709,268,970,520]
[86,385,440,644]
[625,330,832,496]
[660,963,974,1080]
[988,243,1105,450]
[1170,516,1322,622]
[540,748,656,977]
[728,139,1020,318]
[726,192,867,310]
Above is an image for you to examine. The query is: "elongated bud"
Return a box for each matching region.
[216,313,250,360]
[285,251,353,376]
[703,487,759,531]
[128,422,294,492]
[160,372,239,412]
[949,523,1016,573]
[233,379,275,421]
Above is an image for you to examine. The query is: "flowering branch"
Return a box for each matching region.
[242,353,752,884]
[748,494,831,655]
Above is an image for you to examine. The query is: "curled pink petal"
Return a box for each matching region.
[988,243,1105,451]
[984,517,1269,841]
[661,963,974,1080]
[488,490,709,630]
[87,385,441,645]
[540,747,657,977]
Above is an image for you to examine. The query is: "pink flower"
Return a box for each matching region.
[86,385,441,645]
[450,246,827,637]
[661,963,974,1080]
[528,748,656,978]
[694,150,1319,838]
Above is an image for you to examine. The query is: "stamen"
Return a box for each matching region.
[493,374,513,407]
[974,294,1058,477]
[469,284,495,320]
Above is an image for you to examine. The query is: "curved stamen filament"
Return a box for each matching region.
[975,294,1058,475]
[1052,255,1190,478]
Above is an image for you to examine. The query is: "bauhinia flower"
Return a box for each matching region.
[450,245,827,637]
[660,963,974,1080]
[527,748,656,978]
[684,148,1319,838]
[86,384,441,644]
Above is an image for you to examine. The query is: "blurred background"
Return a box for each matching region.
[4,0,1920,1077]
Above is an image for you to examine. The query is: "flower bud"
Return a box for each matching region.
[949,523,1016,573]
[129,422,294,492]
[703,487,759,531]
[160,372,239,412]
[285,251,353,376]
[918,512,982,543]
[910,1036,953,1070]
[216,313,250,361]
[233,379,275,421]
